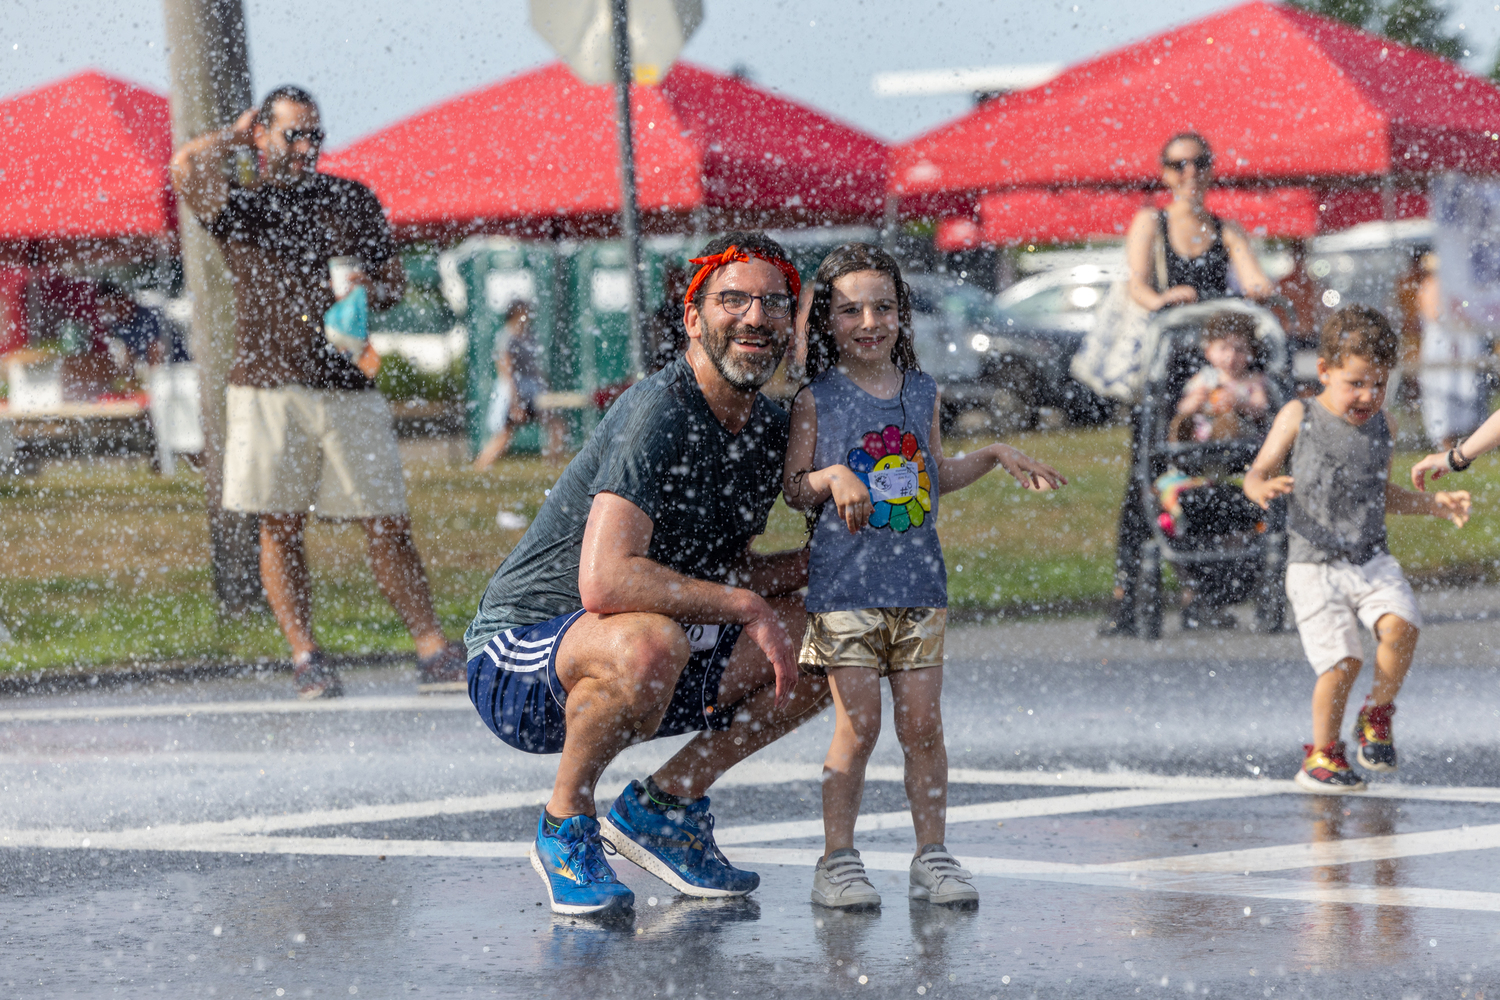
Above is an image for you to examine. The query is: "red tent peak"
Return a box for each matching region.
[892,0,1500,198]
[0,70,175,241]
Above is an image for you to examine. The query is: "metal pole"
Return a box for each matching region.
[162,0,265,616]
[611,0,645,373]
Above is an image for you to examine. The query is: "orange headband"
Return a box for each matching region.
[683,245,802,309]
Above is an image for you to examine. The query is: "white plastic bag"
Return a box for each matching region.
[1069,223,1168,403]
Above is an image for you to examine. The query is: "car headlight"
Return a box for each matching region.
[970,333,991,352]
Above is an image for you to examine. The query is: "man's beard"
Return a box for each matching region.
[699,318,786,391]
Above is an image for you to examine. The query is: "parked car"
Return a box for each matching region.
[905,270,1116,430]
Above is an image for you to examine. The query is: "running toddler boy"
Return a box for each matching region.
[1244,306,1470,792]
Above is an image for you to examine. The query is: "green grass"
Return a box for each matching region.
[2,419,1497,673]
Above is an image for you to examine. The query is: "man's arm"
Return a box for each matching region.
[728,546,808,599]
[578,491,798,705]
[169,108,256,222]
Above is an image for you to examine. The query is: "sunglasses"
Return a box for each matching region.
[281,128,325,146]
[1163,153,1213,172]
[704,290,794,319]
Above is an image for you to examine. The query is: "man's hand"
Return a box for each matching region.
[230,107,259,146]
[1410,452,1454,491]
[1245,474,1294,510]
[826,466,872,534]
[995,445,1067,491]
[741,598,798,709]
[1433,490,1472,527]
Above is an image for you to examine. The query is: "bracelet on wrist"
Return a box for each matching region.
[1449,441,1473,473]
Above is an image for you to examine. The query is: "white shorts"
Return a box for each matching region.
[1285,554,1422,675]
[223,384,408,519]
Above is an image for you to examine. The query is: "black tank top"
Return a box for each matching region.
[1159,211,1230,301]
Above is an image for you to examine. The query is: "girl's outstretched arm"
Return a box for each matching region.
[1412,407,1500,490]
[928,391,1067,494]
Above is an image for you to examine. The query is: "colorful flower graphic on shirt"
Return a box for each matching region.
[846,424,932,532]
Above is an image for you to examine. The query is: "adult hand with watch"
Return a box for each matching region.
[1411,409,1500,490]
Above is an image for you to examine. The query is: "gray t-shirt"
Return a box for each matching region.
[804,368,947,613]
[1287,399,1393,565]
[464,357,790,656]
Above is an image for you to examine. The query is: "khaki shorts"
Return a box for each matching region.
[799,607,946,677]
[1285,554,1422,675]
[223,384,409,519]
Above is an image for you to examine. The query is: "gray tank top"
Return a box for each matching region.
[1287,400,1393,565]
[805,368,947,613]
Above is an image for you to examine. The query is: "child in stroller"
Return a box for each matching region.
[1154,312,1276,628]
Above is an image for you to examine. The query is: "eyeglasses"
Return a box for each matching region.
[281,128,325,146]
[1162,153,1212,173]
[703,290,794,319]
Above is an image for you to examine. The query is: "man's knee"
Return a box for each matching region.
[607,616,691,706]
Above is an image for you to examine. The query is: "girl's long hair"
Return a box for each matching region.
[802,243,919,383]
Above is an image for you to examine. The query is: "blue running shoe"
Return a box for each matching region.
[600,781,759,898]
[528,811,635,917]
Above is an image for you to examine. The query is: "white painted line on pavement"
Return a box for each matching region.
[0,694,472,723]
[713,787,1281,845]
[1103,821,1500,874]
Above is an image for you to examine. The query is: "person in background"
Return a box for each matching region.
[1273,239,1326,346]
[96,282,190,370]
[474,300,547,474]
[1417,253,1491,451]
[1100,130,1273,637]
[171,84,468,698]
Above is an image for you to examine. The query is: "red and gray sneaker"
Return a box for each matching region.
[1294,740,1366,793]
[1353,700,1397,772]
[293,651,343,700]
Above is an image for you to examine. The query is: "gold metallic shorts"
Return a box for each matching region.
[798,607,946,677]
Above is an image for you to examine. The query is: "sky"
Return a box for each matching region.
[10,0,1500,148]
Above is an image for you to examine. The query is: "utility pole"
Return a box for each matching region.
[610,0,646,367]
[162,0,265,615]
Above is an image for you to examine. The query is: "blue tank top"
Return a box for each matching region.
[804,368,947,613]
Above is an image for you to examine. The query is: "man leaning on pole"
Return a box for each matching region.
[171,85,467,698]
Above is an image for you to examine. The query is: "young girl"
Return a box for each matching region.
[783,244,1067,909]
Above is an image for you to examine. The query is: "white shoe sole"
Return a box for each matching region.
[1356,747,1397,772]
[598,816,752,898]
[528,844,634,916]
[1294,768,1366,794]
[910,882,979,905]
[811,888,882,910]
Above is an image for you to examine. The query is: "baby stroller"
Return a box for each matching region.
[1131,300,1293,639]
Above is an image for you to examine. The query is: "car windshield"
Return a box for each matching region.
[911,279,1000,328]
[1002,281,1111,323]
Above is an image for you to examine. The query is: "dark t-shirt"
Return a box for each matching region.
[464,357,791,656]
[200,172,395,390]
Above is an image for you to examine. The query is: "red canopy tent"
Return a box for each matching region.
[320,62,889,241]
[0,70,175,248]
[891,1,1500,246]
[0,71,175,353]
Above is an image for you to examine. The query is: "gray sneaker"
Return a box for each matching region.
[811,849,881,910]
[909,844,978,906]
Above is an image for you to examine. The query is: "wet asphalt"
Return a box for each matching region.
[4,586,1500,998]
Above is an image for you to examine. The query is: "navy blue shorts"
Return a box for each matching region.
[467,611,743,755]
